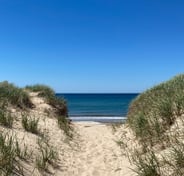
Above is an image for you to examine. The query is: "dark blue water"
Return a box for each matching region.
[56,94,138,121]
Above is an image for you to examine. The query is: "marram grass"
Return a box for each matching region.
[0,132,29,175]
[125,74,184,176]
[0,81,33,109]
[128,74,184,144]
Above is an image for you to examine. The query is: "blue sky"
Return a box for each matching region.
[0,0,184,93]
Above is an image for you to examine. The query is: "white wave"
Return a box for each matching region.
[69,116,126,120]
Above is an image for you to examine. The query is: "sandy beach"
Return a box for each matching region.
[1,1,183,175]
[0,91,135,176]
[1,75,183,176]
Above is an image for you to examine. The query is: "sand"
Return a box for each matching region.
[61,121,135,176]
[0,92,135,176]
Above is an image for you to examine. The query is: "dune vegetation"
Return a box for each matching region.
[0,81,33,109]
[25,84,68,116]
[2,75,184,175]
[0,81,72,175]
[125,74,184,175]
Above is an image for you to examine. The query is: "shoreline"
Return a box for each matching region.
[69,116,127,123]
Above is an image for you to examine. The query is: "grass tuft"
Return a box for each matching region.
[0,109,13,128]
[22,114,39,135]
[0,132,29,175]
[57,116,73,138]
[132,151,161,176]
[0,81,33,109]
[25,84,55,98]
[35,136,58,173]
[172,145,184,169]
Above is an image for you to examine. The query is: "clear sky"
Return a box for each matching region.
[0,0,184,93]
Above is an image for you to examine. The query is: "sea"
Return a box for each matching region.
[56,93,138,123]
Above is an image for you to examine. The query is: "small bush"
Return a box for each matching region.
[0,132,29,175]
[22,114,39,134]
[0,109,13,128]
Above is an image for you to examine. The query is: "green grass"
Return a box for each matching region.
[127,74,184,145]
[132,151,161,176]
[125,74,184,176]
[49,96,68,116]
[35,136,58,173]
[26,84,73,138]
[0,132,29,175]
[25,84,55,98]
[22,114,40,135]
[0,81,33,109]
[163,139,184,175]
[172,145,184,169]
[57,116,73,138]
[25,84,68,116]
[0,109,13,128]
[0,82,72,174]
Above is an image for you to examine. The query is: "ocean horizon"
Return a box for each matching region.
[56,93,138,122]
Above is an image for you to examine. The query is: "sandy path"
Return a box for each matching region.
[64,122,135,176]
